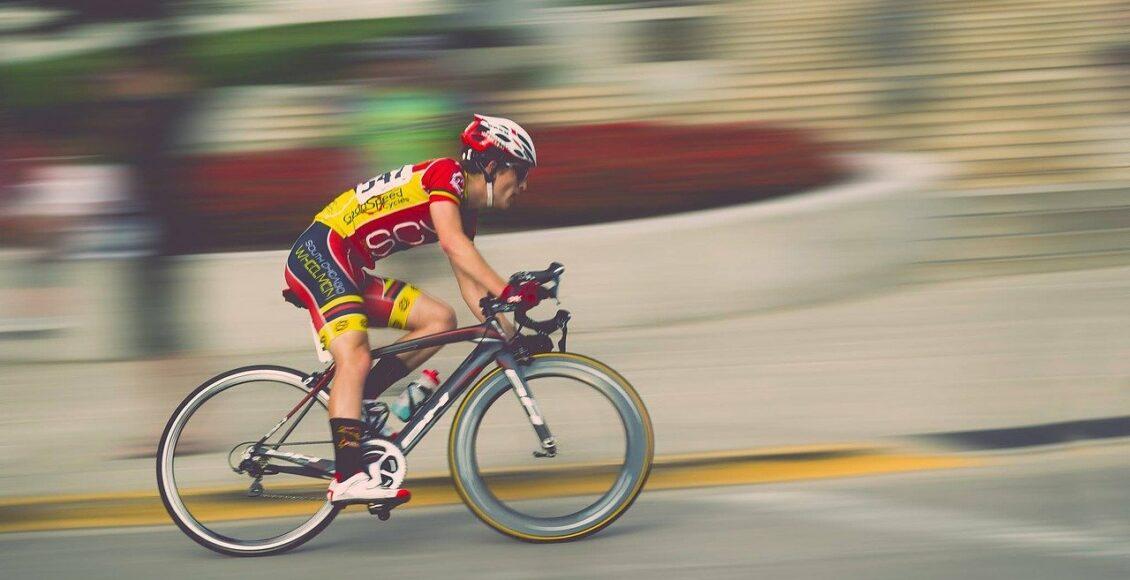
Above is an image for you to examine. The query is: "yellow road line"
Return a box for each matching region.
[0,444,868,509]
[0,447,979,534]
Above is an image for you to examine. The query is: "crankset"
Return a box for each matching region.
[361,439,410,520]
[361,438,407,488]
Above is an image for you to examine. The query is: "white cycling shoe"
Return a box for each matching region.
[327,472,412,505]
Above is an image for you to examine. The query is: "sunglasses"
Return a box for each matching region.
[501,162,532,183]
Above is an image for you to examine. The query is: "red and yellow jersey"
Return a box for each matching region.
[313,158,476,265]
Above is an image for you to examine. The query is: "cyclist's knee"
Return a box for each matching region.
[329,332,371,371]
[430,302,457,333]
[408,296,457,334]
[422,300,456,332]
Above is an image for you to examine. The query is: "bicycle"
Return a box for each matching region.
[157,263,654,556]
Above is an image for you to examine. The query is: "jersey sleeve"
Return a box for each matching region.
[422,158,465,206]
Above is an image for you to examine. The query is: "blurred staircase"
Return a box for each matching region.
[913,182,1130,280]
[183,85,356,153]
[487,0,1129,279]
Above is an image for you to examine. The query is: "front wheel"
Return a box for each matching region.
[448,353,654,542]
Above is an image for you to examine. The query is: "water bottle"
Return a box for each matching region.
[390,369,440,421]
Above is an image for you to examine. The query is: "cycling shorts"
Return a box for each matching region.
[284,221,422,350]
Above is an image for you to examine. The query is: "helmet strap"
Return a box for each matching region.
[482,160,497,209]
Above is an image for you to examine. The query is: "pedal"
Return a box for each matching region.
[366,489,412,521]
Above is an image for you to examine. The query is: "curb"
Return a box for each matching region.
[0,444,974,534]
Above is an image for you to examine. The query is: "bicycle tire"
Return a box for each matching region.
[447,353,654,543]
[157,365,340,556]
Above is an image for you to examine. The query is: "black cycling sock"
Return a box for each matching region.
[363,355,411,400]
[330,418,365,481]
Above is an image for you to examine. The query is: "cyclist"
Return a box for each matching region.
[283,114,542,505]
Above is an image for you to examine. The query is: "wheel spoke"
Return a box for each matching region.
[157,366,339,555]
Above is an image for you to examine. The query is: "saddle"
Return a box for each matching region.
[281,289,305,309]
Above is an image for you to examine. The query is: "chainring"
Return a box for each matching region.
[361,439,407,489]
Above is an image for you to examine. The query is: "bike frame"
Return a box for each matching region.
[253,317,556,480]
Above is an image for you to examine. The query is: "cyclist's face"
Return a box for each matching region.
[491,165,529,210]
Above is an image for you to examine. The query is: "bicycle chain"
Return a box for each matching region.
[255,492,326,502]
[227,439,333,502]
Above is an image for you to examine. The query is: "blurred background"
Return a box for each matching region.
[0,0,1128,576]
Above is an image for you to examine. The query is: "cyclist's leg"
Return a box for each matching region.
[398,290,458,368]
[326,330,370,419]
[361,277,457,397]
[285,222,371,479]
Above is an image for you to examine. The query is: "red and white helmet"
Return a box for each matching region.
[460,114,537,179]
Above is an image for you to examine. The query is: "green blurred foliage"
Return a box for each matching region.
[187,16,431,85]
[0,16,432,109]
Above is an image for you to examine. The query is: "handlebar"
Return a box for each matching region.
[515,307,571,336]
[479,262,571,336]
[510,262,565,286]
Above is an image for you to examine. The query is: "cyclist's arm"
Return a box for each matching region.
[451,265,517,336]
[452,266,489,323]
[431,201,506,296]
[431,201,517,337]
[433,205,517,336]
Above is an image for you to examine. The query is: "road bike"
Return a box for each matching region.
[157,263,654,556]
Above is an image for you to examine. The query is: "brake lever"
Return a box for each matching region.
[509,271,535,285]
[557,317,568,352]
[543,279,561,304]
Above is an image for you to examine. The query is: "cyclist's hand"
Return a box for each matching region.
[500,281,541,308]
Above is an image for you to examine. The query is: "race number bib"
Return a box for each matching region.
[356,164,413,202]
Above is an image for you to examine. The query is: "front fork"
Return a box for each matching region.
[496,352,558,458]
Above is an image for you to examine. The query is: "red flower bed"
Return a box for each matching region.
[183,147,357,252]
[181,123,845,252]
[491,122,844,229]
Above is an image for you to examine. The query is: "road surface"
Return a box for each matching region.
[3,443,1126,579]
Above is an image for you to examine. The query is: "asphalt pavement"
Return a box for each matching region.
[2,443,1127,579]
